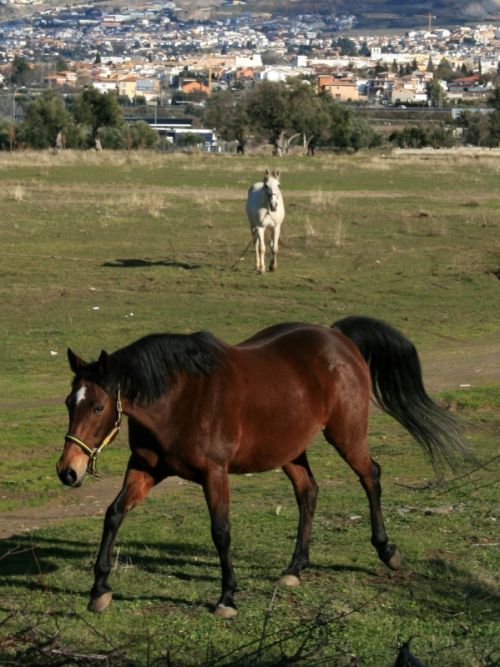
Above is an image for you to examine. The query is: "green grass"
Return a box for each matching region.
[0,149,499,665]
[1,411,498,665]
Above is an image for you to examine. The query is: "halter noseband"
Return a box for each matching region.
[65,390,123,476]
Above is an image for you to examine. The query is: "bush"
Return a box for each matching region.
[0,120,16,150]
[127,121,158,149]
[98,126,126,149]
[176,133,204,147]
[389,126,429,148]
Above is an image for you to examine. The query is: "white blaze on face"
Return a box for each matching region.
[75,385,87,405]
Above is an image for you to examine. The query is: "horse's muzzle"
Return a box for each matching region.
[56,460,83,487]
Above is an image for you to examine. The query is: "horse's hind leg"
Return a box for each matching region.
[88,458,161,612]
[323,420,401,571]
[280,453,318,586]
[202,466,238,618]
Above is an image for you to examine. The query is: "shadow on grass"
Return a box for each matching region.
[2,533,498,622]
[103,258,201,269]
[1,531,499,666]
[0,532,219,581]
[388,556,500,624]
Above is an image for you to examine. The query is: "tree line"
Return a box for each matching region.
[0,88,158,151]
[203,78,382,153]
[2,79,500,152]
[0,80,382,153]
[389,88,500,149]
[205,78,500,152]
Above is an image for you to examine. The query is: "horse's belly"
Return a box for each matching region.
[228,419,322,474]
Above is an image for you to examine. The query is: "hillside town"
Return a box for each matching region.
[1,2,500,150]
[2,2,500,101]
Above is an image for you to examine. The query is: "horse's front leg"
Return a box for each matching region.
[202,467,237,618]
[88,463,158,612]
[252,228,260,272]
[255,226,266,273]
[269,224,281,271]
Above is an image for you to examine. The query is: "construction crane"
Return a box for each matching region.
[415,12,437,32]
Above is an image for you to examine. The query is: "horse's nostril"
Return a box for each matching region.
[62,467,78,486]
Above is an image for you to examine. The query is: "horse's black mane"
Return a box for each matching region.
[78,331,225,403]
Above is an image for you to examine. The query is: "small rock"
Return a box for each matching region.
[423,504,454,515]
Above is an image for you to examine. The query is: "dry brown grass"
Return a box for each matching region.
[390,147,500,173]
[8,184,26,202]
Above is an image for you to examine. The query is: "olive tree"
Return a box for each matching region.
[204,89,251,152]
[18,89,74,149]
[73,87,123,147]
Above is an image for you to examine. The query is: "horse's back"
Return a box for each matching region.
[246,184,265,226]
[237,323,365,375]
[248,182,263,195]
[238,321,313,347]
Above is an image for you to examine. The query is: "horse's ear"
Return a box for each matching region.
[265,168,270,176]
[97,350,109,373]
[274,169,280,178]
[67,348,86,373]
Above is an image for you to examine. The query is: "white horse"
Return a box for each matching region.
[246,169,285,273]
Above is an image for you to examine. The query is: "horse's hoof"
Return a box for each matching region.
[87,591,112,613]
[214,603,238,619]
[279,574,301,587]
[386,549,402,571]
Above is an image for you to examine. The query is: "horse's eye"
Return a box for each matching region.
[93,404,104,414]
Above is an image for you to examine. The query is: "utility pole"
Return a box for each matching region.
[208,52,212,95]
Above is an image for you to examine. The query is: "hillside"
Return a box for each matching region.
[230,1,500,27]
[3,0,500,26]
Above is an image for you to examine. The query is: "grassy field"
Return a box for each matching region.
[0,148,499,666]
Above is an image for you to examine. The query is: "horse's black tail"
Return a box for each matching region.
[333,315,472,472]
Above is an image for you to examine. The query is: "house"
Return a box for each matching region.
[44,71,78,87]
[255,66,296,83]
[235,67,255,80]
[181,78,209,94]
[116,76,137,100]
[317,75,359,102]
[92,78,119,94]
[235,54,262,68]
[391,75,428,105]
[136,77,160,101]
[366,76,394,103]
[447,75,492,101]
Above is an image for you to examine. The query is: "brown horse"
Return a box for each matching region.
[56,316,469,618]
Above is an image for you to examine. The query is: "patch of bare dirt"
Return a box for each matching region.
[1,339,498,540]
[0,477,184,540]
[421,338,500,392]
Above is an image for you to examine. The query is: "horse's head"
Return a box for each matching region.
[56,348,122,487]
[263,169,281,212]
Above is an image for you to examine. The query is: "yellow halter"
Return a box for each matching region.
[65,390,123,475]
